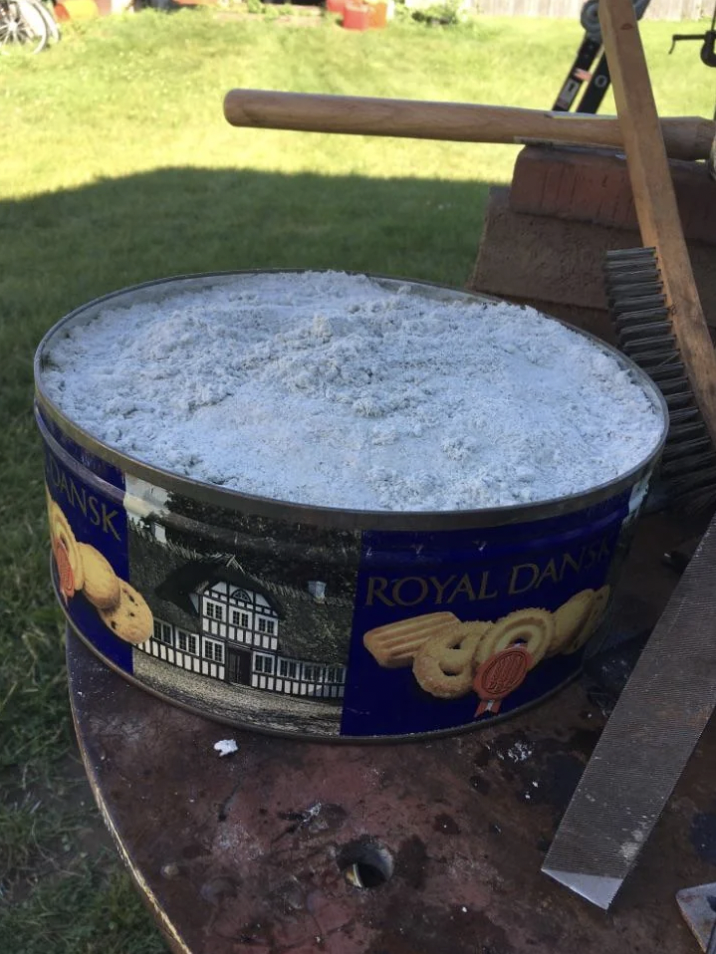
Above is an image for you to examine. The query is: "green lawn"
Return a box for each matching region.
[0,8,712,952]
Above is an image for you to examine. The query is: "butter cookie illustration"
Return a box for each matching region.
[78,543,120,610]
[364,611,459,668]
[99,580,153,645]
[48,499,84,596]
[549,589,595,656]
[413,620,491,699]
[563,585,611,655]
[475,608,553,670]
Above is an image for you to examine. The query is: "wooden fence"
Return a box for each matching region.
[473,0,707,20]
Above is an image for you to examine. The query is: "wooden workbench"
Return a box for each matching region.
[67,508,716,954]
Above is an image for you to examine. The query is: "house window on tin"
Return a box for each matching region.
[326,666,338,684]
[280,660,297,679]
[255,654,274,675]
[206,601,223,622]
[178,631,197,655]
[204,640,223,663]
[232,610,251,628]
[303,664,321,683]
[153,620,171,644]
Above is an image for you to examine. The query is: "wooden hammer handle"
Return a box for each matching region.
[224,89,714,162]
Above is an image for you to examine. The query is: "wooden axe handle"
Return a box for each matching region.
[224,89,714,162]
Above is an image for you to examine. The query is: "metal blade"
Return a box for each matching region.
[676,882,716,951]
[543,514,716,909]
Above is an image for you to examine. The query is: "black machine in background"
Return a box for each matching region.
[667,0,716,180]
[669,2,716,66]
[554,0,716,116]
[553,0,652,114]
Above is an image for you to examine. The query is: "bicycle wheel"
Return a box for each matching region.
[0,0,49,54]
[30,0,60,43]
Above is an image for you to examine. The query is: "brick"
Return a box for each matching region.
[509,146,716,245]
[468,187,716,330]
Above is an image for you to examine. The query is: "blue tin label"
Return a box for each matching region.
[40,411,133,674]
[37,403,645,739]
[341,494,631,737]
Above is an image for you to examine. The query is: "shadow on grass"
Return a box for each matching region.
[0,164,497,953]
[0,166,495,337]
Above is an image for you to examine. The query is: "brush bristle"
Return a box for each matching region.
[604,248,716,510]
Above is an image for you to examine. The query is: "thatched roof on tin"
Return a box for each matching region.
[128,526,351,665]
[129,529,199,634]
[156,563,283,618]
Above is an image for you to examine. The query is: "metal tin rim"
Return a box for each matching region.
[35,269,669,532]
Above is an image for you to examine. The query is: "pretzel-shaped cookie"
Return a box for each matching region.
[413,620,492,699]
[475,608,553,669]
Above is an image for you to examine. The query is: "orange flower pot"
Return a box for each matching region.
[368,0,387,27]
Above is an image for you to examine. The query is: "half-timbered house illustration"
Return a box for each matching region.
[134,549,349,701]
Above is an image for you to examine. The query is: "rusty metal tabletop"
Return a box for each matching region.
[67,512,716,954]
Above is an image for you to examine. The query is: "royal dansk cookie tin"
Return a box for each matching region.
[34,272,668,740]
